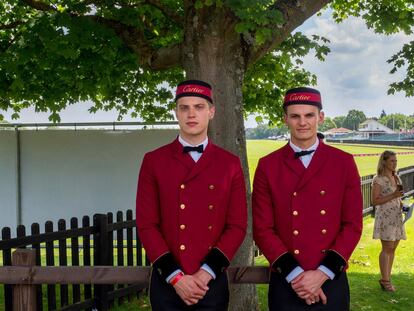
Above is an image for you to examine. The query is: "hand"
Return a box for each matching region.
[304,288,327,305]
[291,270,329,303]
[172,274,208,305]
[193,269,213,288]
[394,189,403,198]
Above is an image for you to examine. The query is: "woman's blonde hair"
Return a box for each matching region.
[377,150,397,176]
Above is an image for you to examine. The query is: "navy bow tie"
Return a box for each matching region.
[183,145,204,153]
[294,150,315,159]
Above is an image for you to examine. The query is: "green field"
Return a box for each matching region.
[247,140,414,180]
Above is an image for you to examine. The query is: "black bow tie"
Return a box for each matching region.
[183,145,204,153]
[294,150,315,159]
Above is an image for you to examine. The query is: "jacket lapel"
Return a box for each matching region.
[296,140,328,190]
[171,138,196,171]
[282,144,306,178]
[183,141,215,183]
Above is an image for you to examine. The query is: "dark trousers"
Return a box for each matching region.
[268,272,350,311]
[149,269,229,311]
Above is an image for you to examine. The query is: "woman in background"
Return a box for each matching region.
[372,150,406,292]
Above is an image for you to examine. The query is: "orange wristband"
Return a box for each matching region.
[170,272,184,286]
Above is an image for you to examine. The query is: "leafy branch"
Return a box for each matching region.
[248,0,331,64]
[19,0,182,69]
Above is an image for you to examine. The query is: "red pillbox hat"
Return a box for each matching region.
[175,79,213,104]
[284,87,322,109]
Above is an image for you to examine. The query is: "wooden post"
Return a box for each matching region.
[12,249,36,311]
[2,227,13,311]
[93,214,109,311]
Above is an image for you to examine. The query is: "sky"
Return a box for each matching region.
[1,9,413,126]
[300,11,414,119]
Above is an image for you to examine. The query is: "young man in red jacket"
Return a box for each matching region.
[136,80,247,310]
[253,87,363,310]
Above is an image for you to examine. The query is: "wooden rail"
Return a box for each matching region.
[0,264,269,285]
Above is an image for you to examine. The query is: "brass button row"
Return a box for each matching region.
[181,184,216,190]
[180,203,214,210]
[291,210,326,216]
[293,190,326,197]
[180,224,213,230]
[292,229,326,236]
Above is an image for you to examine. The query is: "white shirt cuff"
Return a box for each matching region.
[201,263,216,279]
[318,265,335,280]
[166,269,182,283]
[285,266,304,283]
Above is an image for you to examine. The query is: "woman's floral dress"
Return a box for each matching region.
[372,175,406,241]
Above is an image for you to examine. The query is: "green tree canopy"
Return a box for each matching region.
[245,123,288,139]
[1,1,413,124]
[0,0,332,123]
[333,115,346,128]
[319,116,336,132]
[343,109,367,130]
[379,113,414,131]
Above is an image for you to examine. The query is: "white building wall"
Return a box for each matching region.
[0,129,178,232]
[0,131,18,230]
[359,120,395,133]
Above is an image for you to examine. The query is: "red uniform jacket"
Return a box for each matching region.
[253,141,363,271]
[136,138,247,274]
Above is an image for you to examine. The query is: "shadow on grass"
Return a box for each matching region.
[349,272,414,311]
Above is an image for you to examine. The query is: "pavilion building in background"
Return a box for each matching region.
[324,127,353,139]
[358,119,395,139]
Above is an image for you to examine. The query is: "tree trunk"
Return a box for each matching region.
[182,7,259,311]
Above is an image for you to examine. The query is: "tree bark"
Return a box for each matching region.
[182,6,258,311]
